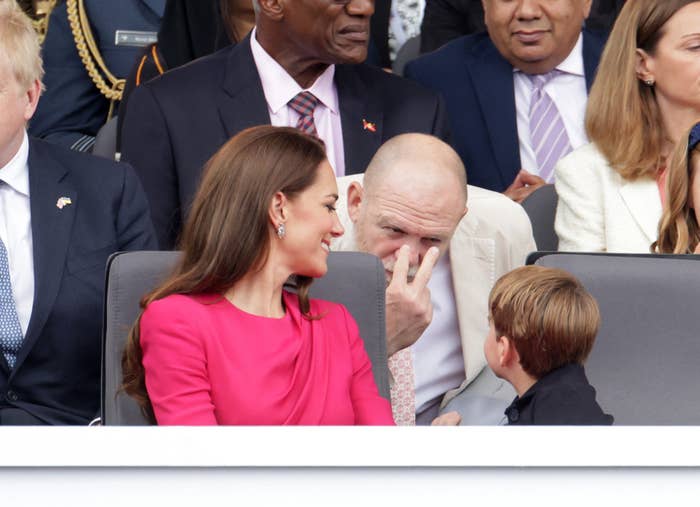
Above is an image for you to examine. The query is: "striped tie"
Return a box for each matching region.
[528,71,572,183]
[0,237,23,369]
[288,91,320,137]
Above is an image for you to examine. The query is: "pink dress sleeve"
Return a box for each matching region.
[139,297,218,425]
[339,305,395,425]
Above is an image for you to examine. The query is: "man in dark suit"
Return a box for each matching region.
[406,0,606,200]
[420,0,623,53]
[0,1,156,425]
[121,0,450,249]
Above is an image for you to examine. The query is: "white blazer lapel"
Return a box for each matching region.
[618,178,662,244]
[449,215,495,387]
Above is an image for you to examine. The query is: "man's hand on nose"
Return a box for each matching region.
[385,244,440,357]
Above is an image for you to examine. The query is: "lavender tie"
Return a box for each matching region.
[528,71,572,183]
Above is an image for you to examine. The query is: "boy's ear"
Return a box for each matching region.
[498,335,519,368]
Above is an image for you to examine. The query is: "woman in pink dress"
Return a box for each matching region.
[122,126,395,425]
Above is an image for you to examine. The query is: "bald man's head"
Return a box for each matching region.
[347,134,468,283]
[363,133,467,204]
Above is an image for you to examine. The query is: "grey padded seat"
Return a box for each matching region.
[102,251,389,425]
[392,35,421,76]
[521,184,558,251]
[92,117,118,161]
[530,252,700,424]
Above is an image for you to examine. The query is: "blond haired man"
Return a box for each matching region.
[0,1,155,425]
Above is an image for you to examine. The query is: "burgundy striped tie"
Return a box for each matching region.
[528,71,572,183]
[288,91,320,137]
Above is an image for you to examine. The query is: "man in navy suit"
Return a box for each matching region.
[0,1,156,425]
[121,0,450,249]
[406,0,605,201]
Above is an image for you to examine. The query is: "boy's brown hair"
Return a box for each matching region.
[489,265,600,379]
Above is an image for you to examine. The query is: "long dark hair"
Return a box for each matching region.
[122,126,326,422]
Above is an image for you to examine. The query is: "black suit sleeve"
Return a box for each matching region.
[121,84,181,250]
[420,0,485,53]
[115,162,158,252]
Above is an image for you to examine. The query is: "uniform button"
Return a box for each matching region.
[6,390,18,402]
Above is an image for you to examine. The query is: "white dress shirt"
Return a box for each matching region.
[412,252,465,413]
[514,33,589,178]
[0,132,34,335]
[250,28,346,176]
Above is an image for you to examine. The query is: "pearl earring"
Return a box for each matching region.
[277,223,286,238]
[645,79,655,86]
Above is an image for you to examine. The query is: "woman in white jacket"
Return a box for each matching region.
[555,0,700,252]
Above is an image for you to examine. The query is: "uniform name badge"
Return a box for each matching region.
[114,30,157,47]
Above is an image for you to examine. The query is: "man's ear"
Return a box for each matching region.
[635,48,655,84]
[347,182,364,223]
[23,79,42,122]
[257,0,284,21]
[268,191,288,229]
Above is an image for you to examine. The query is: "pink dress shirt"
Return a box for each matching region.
[140,290,394,425]
[250,28,346,176]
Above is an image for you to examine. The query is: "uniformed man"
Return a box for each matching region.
[29,0,165,152]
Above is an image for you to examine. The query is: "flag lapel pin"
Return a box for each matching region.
[56,196,72,210]
[362,119,377,133]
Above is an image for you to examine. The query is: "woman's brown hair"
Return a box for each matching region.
[586,0,699,181]
[122,126,326,422]
[653,125,700,254]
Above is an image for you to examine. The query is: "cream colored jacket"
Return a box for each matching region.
[555,143,662,253]
[332,175,536,407]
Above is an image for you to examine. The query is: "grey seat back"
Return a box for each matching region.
[392,35,421,76]
[101,251,389,425]
[92,117,119,161]
[521,184,558,251]
[530,252,700,424]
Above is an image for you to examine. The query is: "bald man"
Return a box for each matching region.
[333,134,536,424]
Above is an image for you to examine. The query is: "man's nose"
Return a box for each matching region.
[515,0,543,19]
[347,0,374,17]
[396,243,420,267]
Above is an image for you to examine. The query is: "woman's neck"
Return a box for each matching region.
[224,259,292,318]
[658,100,700,158]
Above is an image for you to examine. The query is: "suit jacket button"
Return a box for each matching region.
[6,390,18,402]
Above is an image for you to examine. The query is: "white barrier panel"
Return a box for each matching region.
[0,426,699,467]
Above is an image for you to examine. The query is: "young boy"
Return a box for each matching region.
[484,266,613,425]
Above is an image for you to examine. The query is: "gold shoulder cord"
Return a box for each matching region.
[32,0,58,44]
[66,0,125,120]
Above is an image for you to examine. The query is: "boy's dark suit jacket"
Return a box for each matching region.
[0,138,156,425]
[405,30,606,192]
[121,34,451,249]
